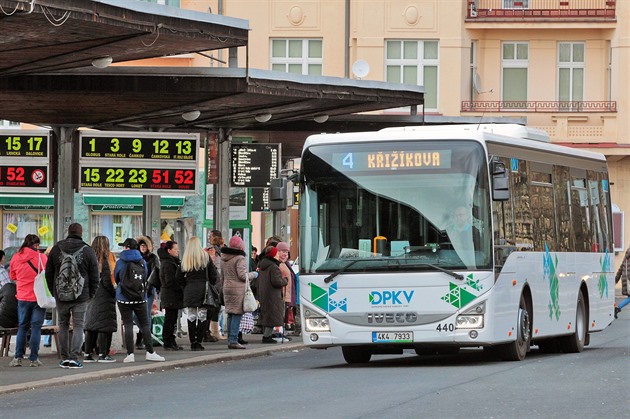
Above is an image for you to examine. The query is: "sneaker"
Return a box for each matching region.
[262,336,277,344]
[67,360,83,369]
[59,360,70,369]
[123,353,135,363]
[615,307,621,319]
[83,354,97,363]
[135,343,145,350]
[98,355,116,363]
[29,359,43,367]
[145,351,165,362]
[9,358,22,367]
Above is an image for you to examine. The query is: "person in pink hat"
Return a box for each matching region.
[221,235,258,349]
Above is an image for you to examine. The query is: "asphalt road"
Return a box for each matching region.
[1,315,627,419]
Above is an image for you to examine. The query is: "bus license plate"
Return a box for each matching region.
[372,332,413,343]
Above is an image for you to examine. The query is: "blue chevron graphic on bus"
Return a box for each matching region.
[369,290,414,305]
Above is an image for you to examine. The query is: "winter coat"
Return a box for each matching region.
[45,235,99,303]
[11,247,47,302]
[179,261,217,308]
[137,235,160,295]
[85,257,117,333]
[158,247,183,310]
[615,247,630,296]
[221,247,257,315]
[257,256,288,327]
[114,249,148,304]
[0,282,18,328]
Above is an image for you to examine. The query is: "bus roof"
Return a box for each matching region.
[302,124,607,163]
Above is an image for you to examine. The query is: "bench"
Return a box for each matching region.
[0,325,61,359]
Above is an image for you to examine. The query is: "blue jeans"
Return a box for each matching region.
[618,296,630,310]
[57,300,88,361]
[15,301,46,361]
[226,313,243,344]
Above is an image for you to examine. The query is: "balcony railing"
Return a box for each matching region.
[461,101,617,112]
[467,0,616,19]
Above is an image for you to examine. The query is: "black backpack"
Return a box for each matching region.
[56,245,87,302]
[120,261,147,302]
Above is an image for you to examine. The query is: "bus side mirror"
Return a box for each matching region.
[491,161,510,201]
[269,178,288,211]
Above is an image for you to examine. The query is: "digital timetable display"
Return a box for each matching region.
[0,165,49,189]
[332,150,452,172]
[0,130,50,193]
[80,135,196,161]
[80,166,196,192]
[0,134,49,158]
[78,131,200,196]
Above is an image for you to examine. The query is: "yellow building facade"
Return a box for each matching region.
[149,0,629,264]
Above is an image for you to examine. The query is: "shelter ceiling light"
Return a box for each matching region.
[181,110,201,121]
[255,113,272,123]
[313,114,329,123]
[91,56,113,69]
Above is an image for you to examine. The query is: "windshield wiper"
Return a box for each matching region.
[323,259,361,283]
[322,258,464,283]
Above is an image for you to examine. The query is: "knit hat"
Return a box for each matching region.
[229,235,244,250]
[276,242,289,252]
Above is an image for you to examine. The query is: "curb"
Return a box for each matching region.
[0,342,304,396]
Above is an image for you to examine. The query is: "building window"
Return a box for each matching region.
[558,42,584,109]
[270,39,323,75]
[502,42,528,108]
[385,40,439,110]
[2,212,55,250]
[503,0,529,8]
[138,0,180,6]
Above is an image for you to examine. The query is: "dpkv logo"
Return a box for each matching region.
[369,290,415,305]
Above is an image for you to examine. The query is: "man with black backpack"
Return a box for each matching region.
[114,238,165,363]
[46,223,99,369]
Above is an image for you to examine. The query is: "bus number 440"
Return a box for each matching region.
[436,323,454,332]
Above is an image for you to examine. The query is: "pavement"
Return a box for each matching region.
[0,333,304,395]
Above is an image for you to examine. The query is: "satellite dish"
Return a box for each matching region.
[473,73,483,94]
[352,59,370,79]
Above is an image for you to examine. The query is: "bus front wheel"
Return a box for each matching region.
[498,293,531,361]
[342,346,372,364]
[560,291,587,353]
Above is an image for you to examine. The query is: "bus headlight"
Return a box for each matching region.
[304,317,330,332]
[456,314,484,329]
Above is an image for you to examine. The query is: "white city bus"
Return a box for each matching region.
[297,124,615,363]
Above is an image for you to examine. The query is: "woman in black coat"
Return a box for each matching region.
[84,236,117,362]
[257,246,288,344]
[158,240,183,350]
[177,236,218,350]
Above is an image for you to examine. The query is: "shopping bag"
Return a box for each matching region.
[243,279,258,313]
[33,255,56,309]
[151,313,165,345]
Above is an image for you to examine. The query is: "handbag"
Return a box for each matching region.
[147,266,160,292]
[243,279,258,313]
[204,281,220,308]
[31,254,56,309]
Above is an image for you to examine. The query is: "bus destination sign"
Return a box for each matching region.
[332,150,452,172]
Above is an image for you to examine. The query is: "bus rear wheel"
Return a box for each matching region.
[342,346,372,364]
[560,291,587,353]
[498,293,531,361]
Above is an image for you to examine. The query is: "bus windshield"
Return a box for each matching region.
[299,140,492,274]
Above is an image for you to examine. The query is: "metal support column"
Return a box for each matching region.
[143,195,161,241]
[215,128,232,239]
[52,126,77,242]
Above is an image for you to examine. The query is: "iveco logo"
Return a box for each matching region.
[367,312,418,324]
[369,290,414,305]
